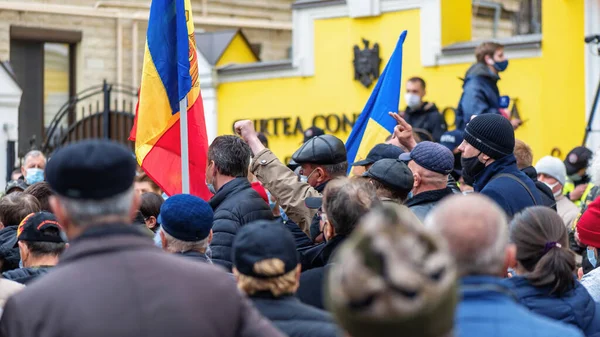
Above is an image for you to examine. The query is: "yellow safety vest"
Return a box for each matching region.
[563,181,595,208]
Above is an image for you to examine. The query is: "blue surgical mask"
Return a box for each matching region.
[18,259,23,269]
[25,168,44,185]
[207,184,216,194]
[266,191,277,211]
[588,247,598,268]
[407,191,414,199]
[494,59,509,72]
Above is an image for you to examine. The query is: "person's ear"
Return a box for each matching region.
[294,264,302,289]
[578,267,584,280]
[485,54,494,66]
[504,243,517,275]
[207,229,213,245]
[145,216,157,230]
[316,167,326,183]
[129,191,141,221]
[159,230,167,251]
[324,219,335,240]
[413,172,421,188]
[18,241,28,264]
[480,153,492,163]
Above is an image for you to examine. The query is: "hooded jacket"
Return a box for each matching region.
[209,178,274,272]
[474,155,543,218]
[455,63,501,130]
[503,276,600,337]
[458,276,584,337]
[403,102,447,142]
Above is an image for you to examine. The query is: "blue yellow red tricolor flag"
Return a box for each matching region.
[346,31,407,166]
[129,0,211,199]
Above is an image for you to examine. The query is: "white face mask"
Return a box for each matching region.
[405,93,422,109]
[543,181,562,198]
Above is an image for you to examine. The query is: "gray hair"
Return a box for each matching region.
[425,194,508,277]
[58,187,135,227]
[24,150,46,164]
[161,228,209,254]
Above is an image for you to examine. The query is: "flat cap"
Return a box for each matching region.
[399,141,454,175]
[159,194,213,242]
[352,144,404,167]
[363,159,414,192]
[232,220,299,279]
[45,139,137,200]
[292,134,347,165]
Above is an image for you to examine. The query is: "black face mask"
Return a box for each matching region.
[461,152,486,182]
[454,153,462,170]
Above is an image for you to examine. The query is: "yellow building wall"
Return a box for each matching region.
[217,1,585,163]
[216,33,259,67]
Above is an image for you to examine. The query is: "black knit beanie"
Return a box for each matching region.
[463,114,514,160]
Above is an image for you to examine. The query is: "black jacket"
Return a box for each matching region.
[250,293,339,337]
[0,227,19,272]
[2,266,52,284]
[404,102,447,142]
[455,63,501,130]
[522,166,557,211]
[209,178,274,271]
[405,187,455,221]
[297,235,346,309]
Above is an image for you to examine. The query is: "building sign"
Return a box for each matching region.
[232,113,361,136]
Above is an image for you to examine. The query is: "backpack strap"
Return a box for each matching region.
[490,173,538,206]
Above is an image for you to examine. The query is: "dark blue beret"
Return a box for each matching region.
[45,140,137,200]
[159,194,213,242]
[232,220,299,278]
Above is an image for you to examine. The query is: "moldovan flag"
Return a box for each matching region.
[129,0,211,199]
[345,31,407,166]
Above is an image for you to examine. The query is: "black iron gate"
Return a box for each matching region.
[42,81,137,155]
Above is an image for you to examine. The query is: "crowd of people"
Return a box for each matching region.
[0,40,598,337]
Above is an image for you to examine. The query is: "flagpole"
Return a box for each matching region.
[180,97,190,194]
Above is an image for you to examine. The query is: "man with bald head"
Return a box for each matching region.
[425,194,583,337]
[399,141,455,220]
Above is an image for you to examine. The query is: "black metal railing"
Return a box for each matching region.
[42,81,138,154]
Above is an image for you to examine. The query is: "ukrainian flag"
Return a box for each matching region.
[130,0,211,199]
[346,31,407,166]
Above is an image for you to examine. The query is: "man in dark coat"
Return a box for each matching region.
[0,193,41,272]
[458,114,542,218]
[402,77,447,142]
[159,194,214,264]
[0,139,284,337]
[297,178,380,309]
[207,136,274,271]
[2,212,65,284]
[400,141,457,221]
[233,220,339,337]
[454,42,515,130]
[363,158,414,204]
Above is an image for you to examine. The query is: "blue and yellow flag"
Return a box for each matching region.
[346,31,407,166]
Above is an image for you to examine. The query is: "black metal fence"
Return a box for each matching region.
[42,81,137,155]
